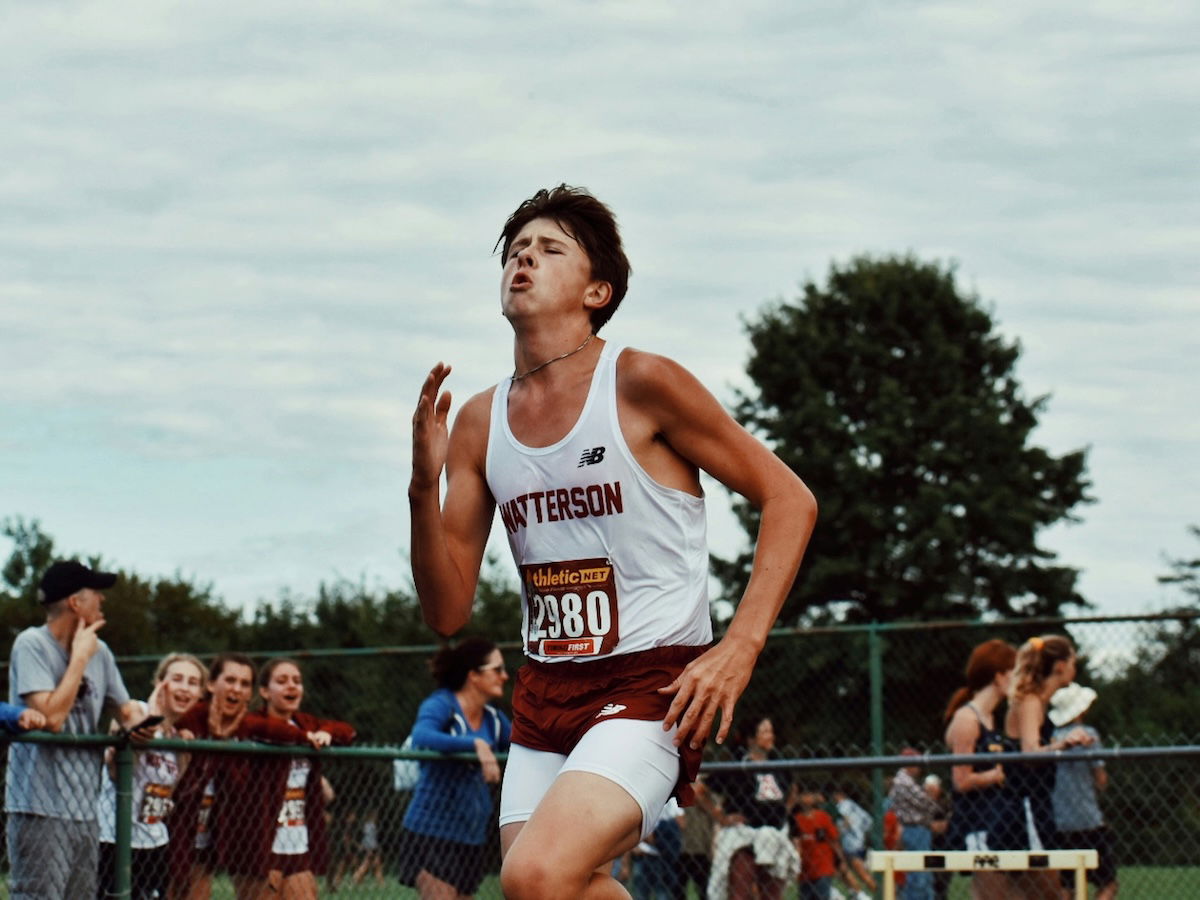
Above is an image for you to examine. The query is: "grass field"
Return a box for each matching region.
[171,865,1200,898]
[940,866,1200,898]
[5,865,1188,898]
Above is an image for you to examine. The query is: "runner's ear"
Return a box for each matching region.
[584,281,612,311]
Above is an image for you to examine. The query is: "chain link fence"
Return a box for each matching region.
[0,612,1196,897]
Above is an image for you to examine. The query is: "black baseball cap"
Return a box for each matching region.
[38,560,117,604]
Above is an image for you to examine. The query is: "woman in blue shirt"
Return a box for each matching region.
[399,637,512,899]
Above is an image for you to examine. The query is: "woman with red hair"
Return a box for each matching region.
[943,639,1020,899]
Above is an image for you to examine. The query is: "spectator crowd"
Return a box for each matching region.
[2,562,1118,900]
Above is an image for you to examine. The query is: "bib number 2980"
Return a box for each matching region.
[521,558,620,657]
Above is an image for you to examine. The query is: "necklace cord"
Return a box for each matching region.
[511,333,595,381]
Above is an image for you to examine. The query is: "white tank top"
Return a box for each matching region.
[487,342,712,662]
[272,756,312,854]
[97,702,181,850]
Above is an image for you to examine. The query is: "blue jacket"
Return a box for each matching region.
[402,689,511,845]
[0,702,29,734]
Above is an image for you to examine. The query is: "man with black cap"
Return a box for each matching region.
[5,559,142,899]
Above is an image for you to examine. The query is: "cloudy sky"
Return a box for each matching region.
[2,1,1196,619]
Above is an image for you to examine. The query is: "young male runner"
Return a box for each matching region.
[410,185,817,900]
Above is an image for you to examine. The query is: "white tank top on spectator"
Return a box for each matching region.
[272,756,312,855]
[487,342,713,663]
[98,700,181,849]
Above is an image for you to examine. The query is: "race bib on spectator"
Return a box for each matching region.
[139,783,172,824]
[521,558,620,657]
[277,787,306,827]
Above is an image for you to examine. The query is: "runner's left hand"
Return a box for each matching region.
[658,634,760,749]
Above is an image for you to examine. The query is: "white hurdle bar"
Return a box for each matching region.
[868,849,1099,900]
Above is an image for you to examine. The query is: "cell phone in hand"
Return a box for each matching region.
[126,714,165,733]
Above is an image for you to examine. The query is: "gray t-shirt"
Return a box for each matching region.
[1051,723,1105,832]
[5,625,130,821]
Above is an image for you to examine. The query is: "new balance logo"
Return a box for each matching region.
[595,703,627,718]
[578,447,606,467]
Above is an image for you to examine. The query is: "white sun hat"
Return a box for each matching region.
[1049,682,1098,726]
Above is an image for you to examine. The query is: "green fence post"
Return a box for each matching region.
[869,622,885,850]
[115,741,134,899]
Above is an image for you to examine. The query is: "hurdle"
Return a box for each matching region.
[868,849,1099,900]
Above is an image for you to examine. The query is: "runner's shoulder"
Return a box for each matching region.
[448,387,496,472]
[452,386,497,434]
[615,347,698,398]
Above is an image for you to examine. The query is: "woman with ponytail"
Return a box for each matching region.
[1004,635,1093,897]
[943,639,1020,899]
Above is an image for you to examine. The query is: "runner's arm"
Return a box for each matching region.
[409,365,497,636]
[624,352,817,748]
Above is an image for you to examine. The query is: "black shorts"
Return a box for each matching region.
[98,842,168,900]
[1056,827,1117,887]
[268,851,312,876]
[397,828,487,895]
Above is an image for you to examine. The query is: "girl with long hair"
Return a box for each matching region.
[943,639,1020,900]
[239,658,357,899]
[1004,635,1093,898]
[98,653,207,899]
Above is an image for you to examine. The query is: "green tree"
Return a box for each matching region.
[1,515,243,657]
[721,255,1092,624]
[1158,525,1200,602]
[98,569,241,657]
[1,517,58,639]
[1089,612,1200,865]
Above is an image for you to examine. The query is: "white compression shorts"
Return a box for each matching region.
[499,717,681,841]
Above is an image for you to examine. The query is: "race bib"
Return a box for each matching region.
[277,787,306,827]
[521,558,620,657]
[139,783,172,824]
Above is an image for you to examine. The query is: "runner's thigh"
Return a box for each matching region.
[559,717,680,840]
[500,743,569,830]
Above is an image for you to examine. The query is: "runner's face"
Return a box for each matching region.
[211,662,254,717]
[160,660,204,717]
[501,218,597,323]
[261,662,304,716]
[472,650,508,699]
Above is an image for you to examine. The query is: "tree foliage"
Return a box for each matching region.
[1,517,241,656]
[0,517,57,640]
[1158,525,1200,602]
[720,255,1092,624]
